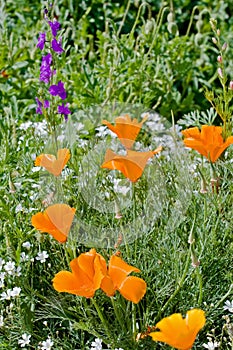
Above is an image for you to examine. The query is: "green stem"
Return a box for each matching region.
[111,297,125,331]
[132,302,137,341]
[92,298,113,345]
[195,267,203,306]
[158,250,191,317]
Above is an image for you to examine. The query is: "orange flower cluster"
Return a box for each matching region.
[53,248,147,303]
[182,125,233,163]
[101,114,162,182]
[149,309,206,350]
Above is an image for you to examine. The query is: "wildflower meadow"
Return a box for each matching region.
[0,0,233,349]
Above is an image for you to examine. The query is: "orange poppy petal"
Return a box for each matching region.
[109,255,140,289]
[118,276,147,303]
[31,204,76,243]
[102,115,148,149]
[100,275,115,296]
[34,148,70,176]
[52,270,96,298]
[185,309,206,337]
[101,149,159,182]
[45,204,76,236]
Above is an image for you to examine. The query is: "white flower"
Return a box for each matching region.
[22,241,32,250]
[20,252,29,262]
[4,261,15,275]
[11,287,21,297]
[18,333,31,347]
[0,315,4,327]
[36,251,49,263]
[1,289,12,300]
[203,340,219,349]
[223,300,233,313]
[15,203,24,213]
[40,337,54,350]
[91,338,102,350]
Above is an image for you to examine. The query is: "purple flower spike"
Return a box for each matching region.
[49,80,67,100]
[58,103,71,121]
[48,20,61,37]
[36,97,43,114]
[37,32,46,50]
[51,38,64,54]
[40,53,53,83]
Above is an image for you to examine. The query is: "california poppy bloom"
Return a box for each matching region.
[182,125,233,163]
[53,249,107,298]
[53,249,146,303]
[102,114,148,149]
[101,147,162,182]
[35,148,70,176]
[149,309,206,350]
[31,203,76,243]
[101,255,147,304]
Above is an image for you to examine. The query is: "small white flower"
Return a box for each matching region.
[18,333,31,347]
[11,287,21,297]
[36,251,49,263]
[223,300,233,313]
[22,241,32,250]
[20,252,29,262]
[4,261,15,275]
[40,337,54,350]
[91,338,102,350]
[15,203,24,213]
[1,289,12,300]
[0,315,4,327]
[203,340,219,349]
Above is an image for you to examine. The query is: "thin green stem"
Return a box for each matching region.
[92,298,113,345]
[195,267,203,306]
[158,250,191,317]
[111,297,125,331]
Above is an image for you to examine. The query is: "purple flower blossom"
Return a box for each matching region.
[49,81,67,100]
[36,97,43,114]
[51,38,64,54]
[37,32,46,50]
[40,53,52,83]
[58,103,71,121]
[48,20,61,37]
[36,98,50,114]
[44,100,50,108]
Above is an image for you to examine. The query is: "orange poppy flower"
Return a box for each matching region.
[101,255,147,304]
[101,147,162,182]
[53,249,107,298]
[182,125,233,163]
[31,203,76,243]
[35,148,70,176]
[149,309,206,350]
[102,114,148,149]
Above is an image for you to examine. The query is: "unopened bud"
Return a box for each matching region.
[217,55,222,63]
[229,81,233,90]
[217,29,220,36]
[212,37,217,44]
[222,42,227,51]
[217,68,223,79]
